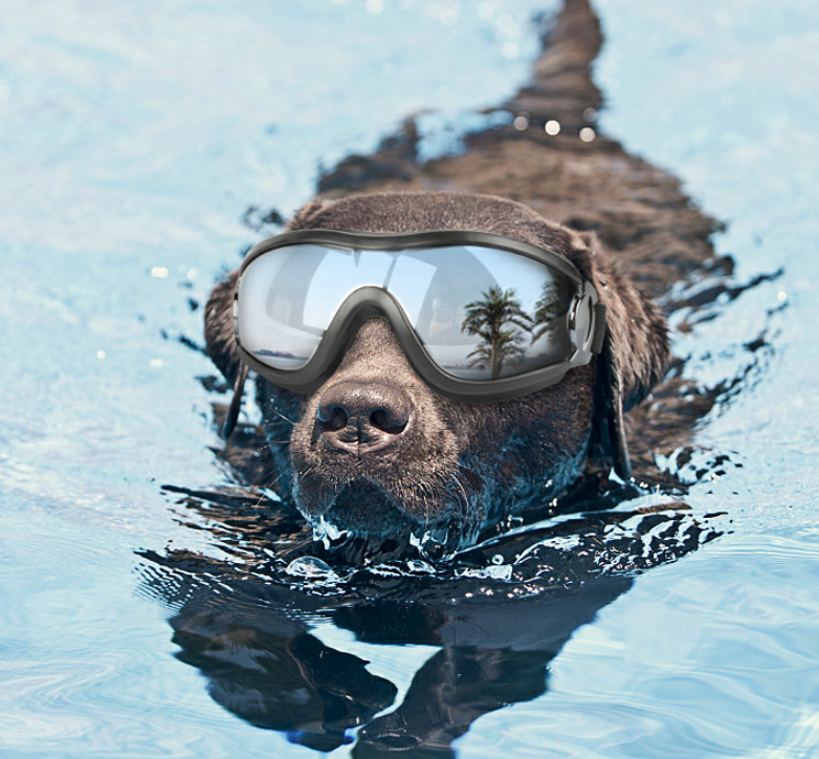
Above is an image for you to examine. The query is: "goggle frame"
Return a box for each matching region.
[233,229,605,402]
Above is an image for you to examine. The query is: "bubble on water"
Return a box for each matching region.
[513,112,530,130]
[285,556,338,581]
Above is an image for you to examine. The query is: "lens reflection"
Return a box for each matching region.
[238,243,572,380]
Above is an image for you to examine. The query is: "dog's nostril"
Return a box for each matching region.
[370,407,407,434]
[319,404,349,432]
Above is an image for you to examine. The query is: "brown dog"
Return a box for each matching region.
[163,2,729,750]
[204,191,669,549]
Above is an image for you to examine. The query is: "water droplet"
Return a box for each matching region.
[513,112,530,131]
[579,126,596,143]
[545,119,561,136]
[312,514,348,545]
[285,556,337,580]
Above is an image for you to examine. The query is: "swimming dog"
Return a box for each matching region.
[202,0,718,552]
[205,191,669,549]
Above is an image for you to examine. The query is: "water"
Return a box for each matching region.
[2,1,819,757]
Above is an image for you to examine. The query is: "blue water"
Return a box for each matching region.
[2,1,819,757]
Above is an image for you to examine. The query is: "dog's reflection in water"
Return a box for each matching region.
[142,485,719,757]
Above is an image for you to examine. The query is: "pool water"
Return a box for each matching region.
[2,1,819,757]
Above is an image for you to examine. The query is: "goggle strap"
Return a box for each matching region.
[591,302,607,355]
[221,362,249,440]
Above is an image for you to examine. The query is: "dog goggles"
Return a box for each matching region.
[233,229,605,402]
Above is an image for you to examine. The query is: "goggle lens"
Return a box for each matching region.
[237,243,575,381]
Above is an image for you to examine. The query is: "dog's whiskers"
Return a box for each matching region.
[269,407,297,426]
[254,467,292,503]
[449,471,471,513]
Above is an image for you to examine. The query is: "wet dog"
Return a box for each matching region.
[204,191,669,549]
[167,2,729,750]
[200,0,725,554]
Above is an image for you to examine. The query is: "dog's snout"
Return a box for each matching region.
[317,381,411,452]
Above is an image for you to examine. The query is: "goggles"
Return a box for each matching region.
[233,229,605,403]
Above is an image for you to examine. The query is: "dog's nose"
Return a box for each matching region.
[317,381,411,452]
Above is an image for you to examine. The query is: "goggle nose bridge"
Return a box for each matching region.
[299,284,440,380]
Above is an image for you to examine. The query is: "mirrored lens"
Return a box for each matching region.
[237,245,329,370]
[390,246,572,380]
[237,243,573,379]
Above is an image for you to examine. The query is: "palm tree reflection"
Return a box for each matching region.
[459,281,568,379]
[461,286,532,379]
[532,281,564,341]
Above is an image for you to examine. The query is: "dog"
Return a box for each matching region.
[156,0,735,752]
[204,191,670,550]
[200,0,724,556]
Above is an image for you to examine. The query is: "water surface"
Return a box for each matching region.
[1,1,818,757]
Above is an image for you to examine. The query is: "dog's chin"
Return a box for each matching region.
[294,476,481,556]
[322,481,417,537]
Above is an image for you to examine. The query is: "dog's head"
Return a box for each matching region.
[205,192,668,550]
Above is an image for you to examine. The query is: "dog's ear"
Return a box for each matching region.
[203,199,332,438]
[568,231,670,478]
[205,270,251,438]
